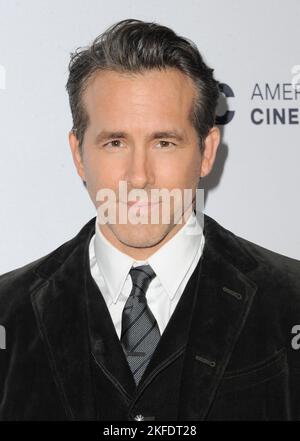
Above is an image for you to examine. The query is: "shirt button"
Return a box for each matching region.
[134,414,144,421]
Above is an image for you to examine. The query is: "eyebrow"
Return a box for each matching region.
[94,130,185,144]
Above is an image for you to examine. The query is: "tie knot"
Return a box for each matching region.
[129,264,156,297]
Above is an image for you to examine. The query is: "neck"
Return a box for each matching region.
[98,208,194,260]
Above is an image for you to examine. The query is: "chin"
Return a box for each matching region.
[111,223,171,249]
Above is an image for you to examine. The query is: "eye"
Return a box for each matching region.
[104,139,124,148]
[157,140,176,148]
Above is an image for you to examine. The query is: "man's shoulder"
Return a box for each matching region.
[234,228,300,306]
[205,215,300,348]
[236,227,299,281]
[204,213,300,287]
[206,213,299,262]
[233,225,299,274]
[0,217,96,317]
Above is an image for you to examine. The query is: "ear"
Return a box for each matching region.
[68,130,86,182]
[199,126,220,178]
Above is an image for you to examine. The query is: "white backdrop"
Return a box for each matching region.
[0,0,299,274]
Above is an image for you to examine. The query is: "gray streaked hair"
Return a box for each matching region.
[66,18,219,155]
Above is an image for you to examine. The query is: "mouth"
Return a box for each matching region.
[118,201,162,217]
[119,200,160,207]
[126,201,160,208]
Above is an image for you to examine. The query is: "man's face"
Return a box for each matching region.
[69,68,219,259]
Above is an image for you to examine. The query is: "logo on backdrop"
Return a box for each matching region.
[251,81,300,125]
[216,83,235,125]
[217,66,300,127]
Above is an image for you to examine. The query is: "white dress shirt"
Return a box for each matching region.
[89,210,205,339]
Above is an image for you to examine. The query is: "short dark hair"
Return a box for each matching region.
[66,18,219,155]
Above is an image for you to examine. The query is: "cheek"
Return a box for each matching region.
[158,156,199,189]
[83,151,116,185]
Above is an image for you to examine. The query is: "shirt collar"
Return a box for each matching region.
[93,210,204,303]
[148,211,204,300]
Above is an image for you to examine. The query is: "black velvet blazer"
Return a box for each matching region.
[0,214,300,420]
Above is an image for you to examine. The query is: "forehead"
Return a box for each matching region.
[82,68,196,125]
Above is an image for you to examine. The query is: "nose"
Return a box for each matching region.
[126,146,153,189]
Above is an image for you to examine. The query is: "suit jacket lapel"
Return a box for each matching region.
[31,219,97,420]
[178,215,258,420]
[85,262,137,400]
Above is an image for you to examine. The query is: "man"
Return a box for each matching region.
[0,19,300,421]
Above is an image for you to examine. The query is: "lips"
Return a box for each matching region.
[126,201,159,207]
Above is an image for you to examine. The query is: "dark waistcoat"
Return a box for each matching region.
[85,253,203,421]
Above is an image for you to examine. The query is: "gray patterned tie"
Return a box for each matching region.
[121,264,161,386]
